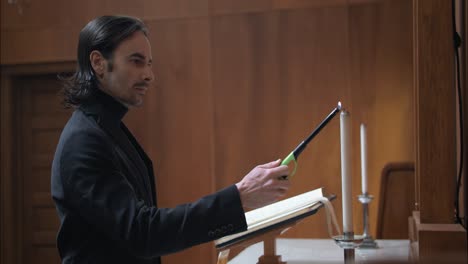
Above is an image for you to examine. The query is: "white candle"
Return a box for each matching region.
[360,124,368,194]
[340,111,353,234]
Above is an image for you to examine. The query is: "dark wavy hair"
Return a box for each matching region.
[60,15,148,108]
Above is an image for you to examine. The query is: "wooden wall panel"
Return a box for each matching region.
[0,0,210,30]
[0,0,210,64]
[349,0,414,235]
[210,12,283,189]
[464,0,468,230]
[415,0,455,224]
[211,6,350,239]
[1,69,17,264]
[2,0,392,65]
[1,0,415,263]
[211,0,271,15]
[210,0,413,240]
[125,18,217,264]
[0,27,81,64]
[275,6,351,238]
[16,75,71,264]
[411,0,467,261]
[272,0,359,10]
[210,0,382,15]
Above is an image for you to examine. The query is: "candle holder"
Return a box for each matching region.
[333,232,364,264]
[358,193,378,248]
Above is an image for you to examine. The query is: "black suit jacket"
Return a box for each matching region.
[51,91,247,263]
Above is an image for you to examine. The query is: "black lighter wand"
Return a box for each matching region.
[281,101,342,179]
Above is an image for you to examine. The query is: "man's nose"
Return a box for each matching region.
[143,66,154,82]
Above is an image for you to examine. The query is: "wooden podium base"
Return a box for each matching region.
[409,211,467,263]
[216,221,298,264]
[256,233,286,264]
[257,255,286,264]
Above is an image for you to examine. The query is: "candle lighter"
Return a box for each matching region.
[280,101,342,180]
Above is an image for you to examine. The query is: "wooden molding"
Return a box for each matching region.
[410,211,467,263]
[414,0,456,224]
[216,220,298,264]
[1,66,17,264]
[412,0,468,261]
[462,0,468,231]
[0,61,75,75]
[0,62,75,264]
[376,162,415,239]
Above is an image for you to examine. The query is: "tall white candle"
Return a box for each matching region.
[340,111,353,234]
[360,124,368,194]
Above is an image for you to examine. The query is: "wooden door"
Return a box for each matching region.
[14,74,71,263]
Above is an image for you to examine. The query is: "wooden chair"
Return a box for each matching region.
[376,162,415,239]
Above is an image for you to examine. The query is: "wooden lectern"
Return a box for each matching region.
[215,194,335,264]
[216,219,296,264]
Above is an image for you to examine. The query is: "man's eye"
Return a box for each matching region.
[131,59,144,65]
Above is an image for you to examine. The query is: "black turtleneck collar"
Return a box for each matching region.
[80,89,128,127]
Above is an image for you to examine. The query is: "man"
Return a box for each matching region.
[51,15,290,263]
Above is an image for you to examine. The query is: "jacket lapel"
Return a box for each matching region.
[101,119,154,205]
[78,90,155,205]
[121,124,157,206]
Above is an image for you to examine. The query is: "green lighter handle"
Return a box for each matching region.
[279,151,298,180]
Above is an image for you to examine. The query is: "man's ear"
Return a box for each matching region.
[90,50,106,77]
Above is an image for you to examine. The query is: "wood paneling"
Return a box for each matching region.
[1,1,416,263]
[2,0,393,65]
[1,27,81,64]
[377,162,414,239]
[125,17,218,264]
[211,0,271,15]
[0,0,210,64]
[349,0,414,235]
[0,0,210,30]
[1,68,17,264]
[15,74,71,264]
[414,0,455,224]
[411,0,467,262]
[410,212,467,263]
[211,6,350,239]
[464,0,468,231]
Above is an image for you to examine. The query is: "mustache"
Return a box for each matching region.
[134,82,149,88]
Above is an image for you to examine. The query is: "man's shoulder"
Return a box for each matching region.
[58,109,110,150]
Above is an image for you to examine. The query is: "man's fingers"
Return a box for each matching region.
[266,165,290,178]
[278,188,288,195]
[258,159,281,169]
[276,181,291,192]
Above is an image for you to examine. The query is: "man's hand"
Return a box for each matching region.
[235,159,291,210]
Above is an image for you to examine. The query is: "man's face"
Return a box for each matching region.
[97,31,154,108]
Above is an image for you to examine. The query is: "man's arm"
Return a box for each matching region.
[59,129,246,258]
[58,128,290,258]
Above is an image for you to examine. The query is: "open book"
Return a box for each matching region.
[215,187,329,248]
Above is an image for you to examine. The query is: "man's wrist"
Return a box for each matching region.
[235,182,247,211]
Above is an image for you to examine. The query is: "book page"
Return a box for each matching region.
[245,188,323,228]
[215,187,324,247]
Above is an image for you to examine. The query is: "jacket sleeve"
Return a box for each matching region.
[59,128,247,258]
